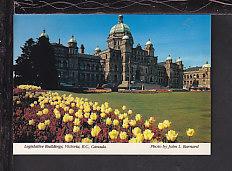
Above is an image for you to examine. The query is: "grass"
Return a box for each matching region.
[56,91,211,143]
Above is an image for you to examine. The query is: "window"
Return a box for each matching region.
[87,64,90,70]
[63,61,68,68]
[115,65,118,71]
[203,74,206,78]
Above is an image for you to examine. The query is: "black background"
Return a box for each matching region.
[13,15,232,171]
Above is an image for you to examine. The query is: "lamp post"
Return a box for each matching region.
[141,79,144,90]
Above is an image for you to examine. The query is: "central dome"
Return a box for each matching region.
[110,15,131,35]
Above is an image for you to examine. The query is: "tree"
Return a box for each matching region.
[14,35,58,89]
[14,38,36,86]
[31,35,58,89]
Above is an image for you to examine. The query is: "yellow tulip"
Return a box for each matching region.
[69,109,74,114]
[37,111,43,116]
[135,114,142,121]
[122,123,129,129]
[132,127,142,137]
[55,113,61,119]
[136,133,144,142]
[129,120,136,127]
[119,132,128,140]
[84,112,90,118]
[123,118,129,124]
[68,115,74,122]
[129,137,138,143]
[96,106,101,111]
[71,102,76,108]
[143,129,154,140]
[28,119,35,125]
[63,106,69,112]
[166,130,178,142]
[186,128,195,137]
[100,112,106,118]
[42,108,49,115]
[113,119,119,126]
[114,109,120,115]
[84,106,91,113]
[73,126,80,133]
[158,123,165,130]
[44,120,50,126]
[118,114,124,120]
[144,120,150,128]
[73,118,80,126]
[122,105,127,111]
[40,104,45,109]
[123,113,128,118]
[149,117,155,123]
[63,114,70,123]
[75,110,83,119]
[37,122,46,130]
[90,113,98,121]
[91,125,101,137]
[81,138,92,143]
[106,118,112,125]
[87,119,94,125]
[30,103,35,108]
[64,134,73,142]
[163,120,171,128]
[105,108,110,114]
[109,130,119,140]
[128,109,133,115]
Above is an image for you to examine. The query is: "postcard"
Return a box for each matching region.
[12,14,211,155]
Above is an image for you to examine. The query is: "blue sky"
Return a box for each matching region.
[14,14,211,68]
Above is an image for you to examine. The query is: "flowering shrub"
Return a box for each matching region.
[13,86,195,143]
[17,84,41,91]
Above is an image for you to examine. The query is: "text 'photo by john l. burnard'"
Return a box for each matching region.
[13,14,211,155]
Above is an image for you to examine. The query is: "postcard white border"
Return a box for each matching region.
[13,143,210,155]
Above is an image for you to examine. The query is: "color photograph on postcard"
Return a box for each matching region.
[13,14,211,154]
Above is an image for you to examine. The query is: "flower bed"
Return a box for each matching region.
[83,88,112,93]
[13,85,195,143]
[119,89,172,94]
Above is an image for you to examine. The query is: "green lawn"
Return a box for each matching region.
[56,91,211,143]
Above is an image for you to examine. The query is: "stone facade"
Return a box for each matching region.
[183,62,211,89]
[41,15,184,89]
